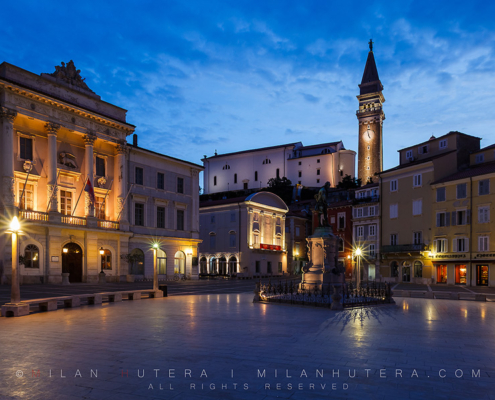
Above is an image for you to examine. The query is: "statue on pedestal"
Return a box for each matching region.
[315,181,330,227]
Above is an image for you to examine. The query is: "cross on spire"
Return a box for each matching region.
[368,39,374,52]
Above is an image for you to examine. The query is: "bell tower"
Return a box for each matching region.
[357,39,385,184]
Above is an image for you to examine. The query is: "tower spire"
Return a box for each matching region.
[359,41,383,95]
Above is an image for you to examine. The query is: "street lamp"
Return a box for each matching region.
[152,243,159,292]
[98,247,106,284]
[1,216,29,317]
[355,247,362,288]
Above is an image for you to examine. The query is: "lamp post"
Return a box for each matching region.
[152,243,158,292]
[355,247,362,288]
[98,247,106,284]
[1,216,29,317]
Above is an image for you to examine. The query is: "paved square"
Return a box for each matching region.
[1,294,494,399]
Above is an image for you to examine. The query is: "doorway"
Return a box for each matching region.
[477,265,488,286]
[62,243,83,283]
[402,266,410,282]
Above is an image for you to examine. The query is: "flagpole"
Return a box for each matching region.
[117,183,134,221]
[46,170,61,213]
[98,179,113,219]
[72,175,87,217]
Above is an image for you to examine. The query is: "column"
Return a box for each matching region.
[272,213,277,245]
[115,140,128,223]
[259,211,264,244]
[0,107,17,214]
[282,215,286,251]
[83,131,97,217]
[45,122,60,213]
[248,208,254,247]
[191,168,200,234]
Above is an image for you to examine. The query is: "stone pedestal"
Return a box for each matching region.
[61,273,70,285]
[300,227,344,291]
[1,303,30,317]
[98,271,106,284]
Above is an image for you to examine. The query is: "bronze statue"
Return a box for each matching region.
[314,181,330,227]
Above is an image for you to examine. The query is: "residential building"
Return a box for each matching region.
[199,192,288,277]
[285,200,312,275]
[202,141,356,194]
[379,131,481,283]
[352,182,380,281]
[0,60,202,284]
[430,144,495,286]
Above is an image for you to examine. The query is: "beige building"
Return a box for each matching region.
[199,192,288,277]
[379,131,480,283]
[0,61,202,284]
[430,144,495,286]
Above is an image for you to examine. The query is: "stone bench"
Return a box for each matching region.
[20,296,75,311]
[99,292,123,302]
[73,293,103,305]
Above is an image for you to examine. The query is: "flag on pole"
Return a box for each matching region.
[84,178,95,204]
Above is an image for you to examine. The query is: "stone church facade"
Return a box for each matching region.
[0,61,202,284]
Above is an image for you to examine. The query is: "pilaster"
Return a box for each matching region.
[0,108,18,213]
[83,131,97,217]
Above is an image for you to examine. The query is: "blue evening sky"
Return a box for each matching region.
[1,1,494,172]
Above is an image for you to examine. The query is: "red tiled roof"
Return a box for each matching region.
[432,161,495,185]
[380,150,456,175]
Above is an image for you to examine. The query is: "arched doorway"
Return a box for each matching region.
[200,257,207,275]
[209,257,217,274]
[157,249,167,275]
[402,262,411,282]
[228,256,237,275]
[62,243,83,283]
[218,257,227,275]
[174,251,185,274]
[130,248,145,275]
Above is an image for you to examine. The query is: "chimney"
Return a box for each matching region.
[133,134,138,147]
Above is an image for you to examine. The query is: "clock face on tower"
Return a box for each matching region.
[363,124,374,142]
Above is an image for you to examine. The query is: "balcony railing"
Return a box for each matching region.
[61,215,87,226]
[97,220,120,229]
[19,210,49,222]
[381,244,428,253]
[355,196,379,204]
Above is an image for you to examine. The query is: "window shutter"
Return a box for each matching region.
[364,207,368,217]
[433,240,437,252]
[364,225,369,239]
[451,211,456,226]
[466,209,471,224]
[478,236,482,251]
[445,239,448,252]
[446,212,450,226]
[452,239,457,252]
[465,237,469,252]
[478,207,482,223]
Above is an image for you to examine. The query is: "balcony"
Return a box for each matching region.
[354,196,379,205]
[381,244,428,253]
[19,210,119,230]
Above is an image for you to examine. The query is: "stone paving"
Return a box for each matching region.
[1,293,495,399]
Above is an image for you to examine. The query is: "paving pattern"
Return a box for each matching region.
[1,292,495,399]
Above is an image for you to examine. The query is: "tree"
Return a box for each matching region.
[265,176,293,205]
[337,174,361,189]
[267,176,292,189]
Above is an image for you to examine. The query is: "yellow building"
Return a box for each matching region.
[431,144,495,287]
[379,132,481,283]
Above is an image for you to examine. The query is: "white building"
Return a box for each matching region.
[199,192,288,277]
[0,61,203,284]
[202,141,356,194]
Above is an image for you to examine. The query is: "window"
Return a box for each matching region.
[390,180,398,192]
[157,250,167,274]
[338,213,345,229]
[95,156,105,177]
[24,245,39,268]
[211,215,215,224]
[390,234,398,246]
[413,231,422,245]
[436,212,447,227]
[278,262,283,273]
[437,265,447,283]
[455,265,467,285]
[254,171,258,181]
[18,183,34,210]
[267,262,272,274]
[157,173,165,190]
[338,237,344,252]
[357,226,364,237]
[276,169,280,179]
[439,139,447,149]
[295,226,300,236]
[369,244,375,257]
[243,182,248,189]
[157,206,165,228]
[255,261,261,274]
[177,177,184,194]
[316,169,320,176]
[174,251,185,274]
[479,179,490,195]
[230,212,236,222]
[209,234,216,249]
[412,199,422,216]
[406,150,413,159]
[262,158,271,165]
[295,243,300,256]
[369,206,376,216]
[317,159,320,163]
[478,206,490,223]
[413,174,422,187]
[95,196,106,220]
[436,187,446,202]
[453,237,468,252]
[101,249,111,270]
[418,144,428,154]
[234,173,237,184]
[475,154,485,164]
[298,171,302,178]
[479,236,489,251]
[434,238,448,253]
[135,203,144,226]
[60,190,72,215]
[298,162,301,165]
[229,232,236,247]
[414,261,422,278]
[390,204,398,219]
[369,225,376,237]
[177,210,184,230]
[356,208,363,218]
[391,261,399,277]
[19,137,33,160]
[455,209,468,225]
[135,167,144,185]
[457,183,467,199]
[214,176,217,186]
